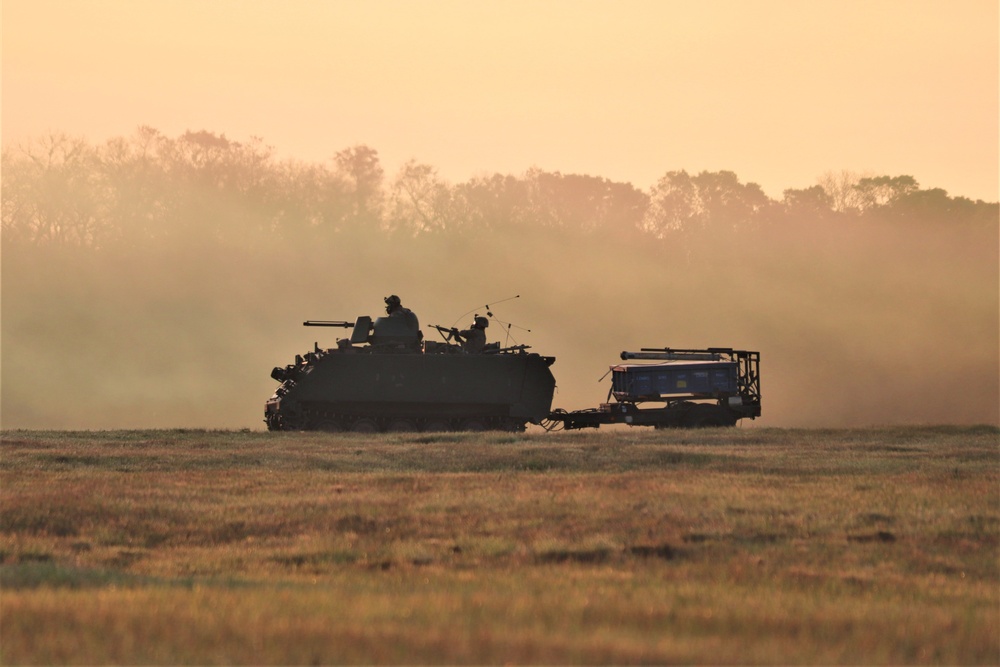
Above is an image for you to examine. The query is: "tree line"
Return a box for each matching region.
[2,127,997,251]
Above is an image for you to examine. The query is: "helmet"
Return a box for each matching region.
[384,295,401,313]
[474,315,489,329]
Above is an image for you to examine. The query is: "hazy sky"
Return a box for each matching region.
[3,0,998,201]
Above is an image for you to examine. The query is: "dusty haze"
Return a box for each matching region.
[1,132,997,429]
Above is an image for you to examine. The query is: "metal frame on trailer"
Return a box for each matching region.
[630,347,761,409]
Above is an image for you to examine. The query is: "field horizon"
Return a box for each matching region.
[2,425,998,664]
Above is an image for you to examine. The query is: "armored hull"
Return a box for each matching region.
[266,344,556,432]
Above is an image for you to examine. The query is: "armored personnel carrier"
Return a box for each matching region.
[264,305,556,432]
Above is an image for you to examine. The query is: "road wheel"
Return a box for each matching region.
[387,419,416,432]
[460,419,486,432]
[314,419,342,432]
[351,418,378,433]
[499,418,526,432]
[423,420,452,433]
[264,413,283,431]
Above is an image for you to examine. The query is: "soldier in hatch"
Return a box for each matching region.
[450,315,489,353]
[384,294,420,332]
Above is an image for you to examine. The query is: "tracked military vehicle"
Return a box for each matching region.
[264,306,556,432]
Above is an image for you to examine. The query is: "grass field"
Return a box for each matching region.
[1,426,998,664]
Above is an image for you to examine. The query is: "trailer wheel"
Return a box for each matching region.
[685,404,728,428]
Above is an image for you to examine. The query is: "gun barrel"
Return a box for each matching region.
[621,350,724,361]
[303,320,354,328]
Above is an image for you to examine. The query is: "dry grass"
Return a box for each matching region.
[2,426,998,664]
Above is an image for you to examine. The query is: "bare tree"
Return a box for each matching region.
[386,160,451,236]
[1,133,104,247]
[334,145,385,231]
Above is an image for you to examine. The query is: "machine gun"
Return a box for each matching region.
[429,323,461,339]
[301,317,375,349]
[303,320,354,327]
[428,324,530,355]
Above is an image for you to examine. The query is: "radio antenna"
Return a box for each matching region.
[451,295,532,347]
[450,294,521,327]
[486,310,532,347]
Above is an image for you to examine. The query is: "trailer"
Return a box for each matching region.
[545,347,761,430]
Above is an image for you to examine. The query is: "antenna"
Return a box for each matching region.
[450,295,532,347]
[487,310,531,347]
[450,294,521,327]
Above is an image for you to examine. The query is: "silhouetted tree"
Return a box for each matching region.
[1,133,104,247]
[817,170,868,213]
[641,170,699,238]
[385,160,452,236]
[690,171,770,233]
[782,185,834,220]
[642,170,769,239]
[524,170,648,236]
[97,126,171,247]
[267,159,344,239]
[334,145,384,232]
[450,173,532,234]
[853,175,919,210]
[2,127,996,260]
[871,186,999,226]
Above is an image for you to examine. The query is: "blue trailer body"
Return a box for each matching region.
[611,361,739,400]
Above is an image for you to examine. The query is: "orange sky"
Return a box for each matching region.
[3,0,998,201]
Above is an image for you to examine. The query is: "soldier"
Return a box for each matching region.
[384,294,420,332]
[451,315,489,353]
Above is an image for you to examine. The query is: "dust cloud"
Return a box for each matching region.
[2,143,997,430]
